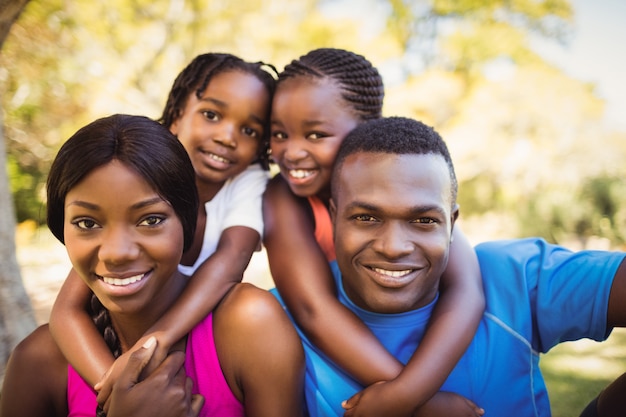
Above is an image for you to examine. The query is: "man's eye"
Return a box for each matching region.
[355,214,377,222]
[139,216,165,227]
[414,218,437,224]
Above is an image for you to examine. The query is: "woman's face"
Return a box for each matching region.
[63,160,185,319]
[270,76,360,201]
[170,70,270,197]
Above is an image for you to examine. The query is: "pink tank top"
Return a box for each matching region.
[67,313,243,417]
[307,196,336,262]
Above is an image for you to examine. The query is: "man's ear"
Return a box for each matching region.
[450,203,460,237]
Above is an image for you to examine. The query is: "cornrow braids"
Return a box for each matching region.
[278,48,384,121]
[158,52,278,169]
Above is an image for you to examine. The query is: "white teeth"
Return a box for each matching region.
[373,268,412,278]
[289,169,314,179]
[209,153,229,164]
[102,273,145,286]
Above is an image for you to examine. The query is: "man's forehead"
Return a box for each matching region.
[336,151,452,205]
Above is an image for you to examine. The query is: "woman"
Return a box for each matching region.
[0,114,304,417]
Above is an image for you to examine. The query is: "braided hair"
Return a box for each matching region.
[159,53,278,168]
[278,48,384,121]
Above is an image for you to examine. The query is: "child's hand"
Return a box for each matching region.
[412,391,484,417]
[98,336,204,417]
[95,333,171,408]
[342,381,484,417]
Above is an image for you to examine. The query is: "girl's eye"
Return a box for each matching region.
[272,131,287,141]
[201,111,219,121]
[139,215,165,227]
[307,132,326,141]
[73,218,100,230]
[242,126,259,138]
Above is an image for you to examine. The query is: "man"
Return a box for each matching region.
[277,116,626,416]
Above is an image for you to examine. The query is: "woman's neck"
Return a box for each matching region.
[110,271,188,353]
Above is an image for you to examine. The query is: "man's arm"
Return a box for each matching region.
[606,258,626,328]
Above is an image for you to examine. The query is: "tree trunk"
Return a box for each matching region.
[0,0,36,392]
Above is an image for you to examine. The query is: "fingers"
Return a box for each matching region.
[118,336,158,388]
[190,393,205,416]
[342,391,362,411]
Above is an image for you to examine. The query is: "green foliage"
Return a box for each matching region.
[2,0,625,249]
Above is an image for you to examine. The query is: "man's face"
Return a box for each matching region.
[331,152,457,314]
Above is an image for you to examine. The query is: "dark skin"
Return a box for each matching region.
[1,285,304,417]
[266,74,485,417]
[263,175,485,417]
[587,259,626,417]
[49,69,270,393]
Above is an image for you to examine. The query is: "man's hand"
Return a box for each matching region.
[98,337,204,417]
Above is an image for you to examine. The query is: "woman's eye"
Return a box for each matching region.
[139,216,165,227]
[202,111,219,121]
[74,219,100,230]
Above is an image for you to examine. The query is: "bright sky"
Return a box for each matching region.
[534,0,626,130]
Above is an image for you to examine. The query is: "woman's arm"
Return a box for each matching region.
[49,268,114,386]
[0,325,69,417]
[215,283,305,417]
[263,176,403,384]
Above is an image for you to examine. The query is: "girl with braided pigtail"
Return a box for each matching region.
[264,48,485,416]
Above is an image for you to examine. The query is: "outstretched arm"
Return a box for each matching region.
[49,268,114,386]
[263,176,402,385]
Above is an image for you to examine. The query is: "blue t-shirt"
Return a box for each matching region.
[273,238,625,417]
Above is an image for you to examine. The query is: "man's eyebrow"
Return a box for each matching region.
[345,201,446,215]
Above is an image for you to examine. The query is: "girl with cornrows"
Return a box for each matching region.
[263,47,485,416]
[48,53,281,407]
[1,114,304,417]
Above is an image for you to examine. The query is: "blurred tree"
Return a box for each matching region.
[0,0,37,392]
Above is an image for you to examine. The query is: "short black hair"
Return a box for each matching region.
[332,116,458,204]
